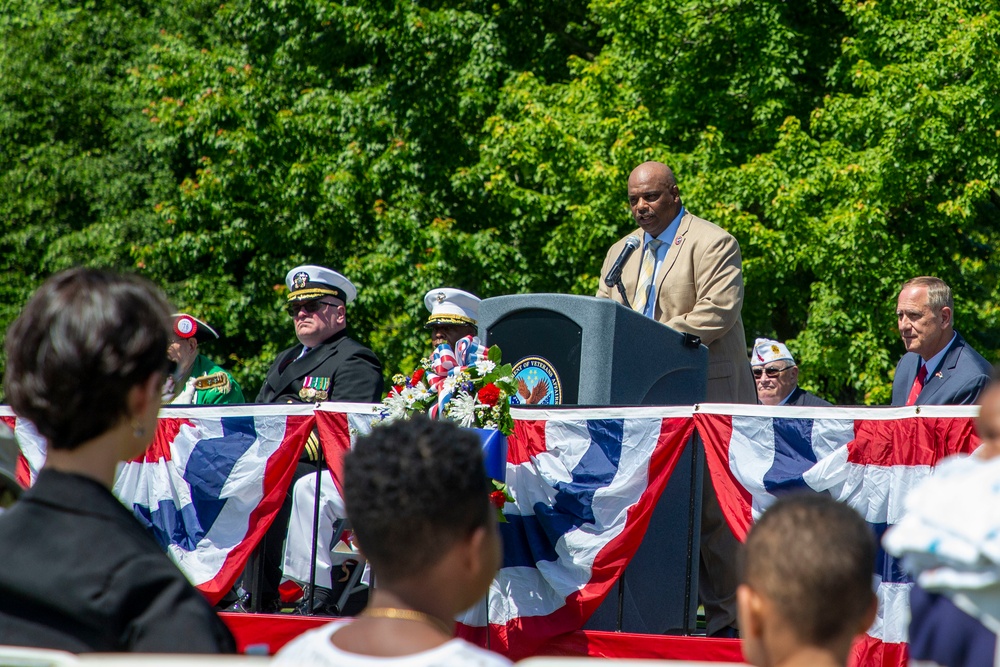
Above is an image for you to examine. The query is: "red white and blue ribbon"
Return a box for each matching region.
[426,335,488,419]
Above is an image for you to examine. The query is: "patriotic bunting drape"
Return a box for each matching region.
[1,403,983,666]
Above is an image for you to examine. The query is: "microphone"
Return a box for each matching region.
[603,236,641,287]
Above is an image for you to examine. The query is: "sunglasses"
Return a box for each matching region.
[752,365,794,379]
[286,300,339,317]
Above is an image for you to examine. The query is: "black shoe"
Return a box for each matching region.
[295,585,339,616]
[214,586,249,613]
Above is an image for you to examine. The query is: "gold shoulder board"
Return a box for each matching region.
[194,372,231,393]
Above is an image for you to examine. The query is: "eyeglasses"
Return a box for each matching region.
[752,365,794,379]
[286,300,339,317]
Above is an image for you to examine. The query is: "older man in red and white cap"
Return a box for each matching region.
[752,338,831,406]
[163,314,245,404]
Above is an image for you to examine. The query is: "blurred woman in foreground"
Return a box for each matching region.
[0,268,235,653]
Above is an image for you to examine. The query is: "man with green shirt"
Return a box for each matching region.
[164,314,245,404]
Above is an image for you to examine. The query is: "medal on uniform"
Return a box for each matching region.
[299,376,330,402]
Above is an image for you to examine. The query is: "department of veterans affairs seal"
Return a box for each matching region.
[511,356,561,406]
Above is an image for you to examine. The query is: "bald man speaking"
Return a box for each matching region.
[596,161,755,637]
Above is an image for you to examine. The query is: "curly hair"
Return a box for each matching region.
[742,493,875,645]
[343,415,492,582]
[4,268,172,450]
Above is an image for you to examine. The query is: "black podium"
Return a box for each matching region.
[478,294,707,634]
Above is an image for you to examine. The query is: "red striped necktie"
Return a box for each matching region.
[905,364,928,406]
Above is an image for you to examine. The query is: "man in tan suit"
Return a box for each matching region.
[596,161,754,637]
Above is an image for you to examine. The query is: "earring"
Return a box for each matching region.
[132,420,146,438]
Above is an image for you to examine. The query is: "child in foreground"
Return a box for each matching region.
[273,415,511,666]
[738,494,878,667]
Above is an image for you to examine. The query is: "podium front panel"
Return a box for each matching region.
[488,309,581,405]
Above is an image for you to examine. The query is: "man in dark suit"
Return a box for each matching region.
[250,264,383,610]
[752,338,832,407]
[891,276,991,406]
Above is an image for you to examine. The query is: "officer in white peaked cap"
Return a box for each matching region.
[424,287,480,349]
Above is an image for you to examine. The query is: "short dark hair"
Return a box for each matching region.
[4,268,172,450]
[742,494,875,644]
[344,415,492,582]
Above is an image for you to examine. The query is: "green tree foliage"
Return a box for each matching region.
[1,0,998,404]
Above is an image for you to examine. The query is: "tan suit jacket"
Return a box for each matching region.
[596,210,755,404]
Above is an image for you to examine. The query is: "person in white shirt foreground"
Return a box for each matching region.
[273,415,511,666]
[883,377,1000,667]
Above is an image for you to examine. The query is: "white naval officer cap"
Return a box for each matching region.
[752,338,795,366]
[423,287,480,328]
[172,313,220,343]
[285,265,357,304]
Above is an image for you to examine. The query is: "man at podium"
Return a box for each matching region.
[596,160,755,637]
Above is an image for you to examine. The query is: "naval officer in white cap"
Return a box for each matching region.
[279,287,482,616]
[251,265,383,611]
[256,265,383,405]
[425,287,480,350]
[752,338,831,406]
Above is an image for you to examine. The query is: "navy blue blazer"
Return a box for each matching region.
[890,332,992,406]
[785,386,833,407]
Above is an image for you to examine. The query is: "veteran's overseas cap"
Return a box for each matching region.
[172,313,220,343]
[286,265,357,304]
[752,338,795,366]
[424,288,480,328]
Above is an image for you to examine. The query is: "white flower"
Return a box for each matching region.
[475,359,496,375]
[380,393,410,421]
[441,375,459,395]
[446,392,479,428]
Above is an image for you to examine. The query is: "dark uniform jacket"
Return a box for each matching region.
[0,469,235,653]
[785,386,833,407]
[256,329,383,404]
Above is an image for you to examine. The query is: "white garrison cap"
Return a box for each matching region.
[752,338,795,366]
[285,265,357,304]
[172,313,220,343]
[424,288,480,328]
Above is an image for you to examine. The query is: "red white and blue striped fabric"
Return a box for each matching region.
[1,405,315,605]
[455,406,696,658]
[695,403,980,667]
[112,405,315,603]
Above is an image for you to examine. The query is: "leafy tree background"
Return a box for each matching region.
[1,0,998,404]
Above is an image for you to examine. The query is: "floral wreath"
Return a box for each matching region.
[377,336,517,519]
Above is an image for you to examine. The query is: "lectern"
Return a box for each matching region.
[478,294,708,634]
[478,294,707,406]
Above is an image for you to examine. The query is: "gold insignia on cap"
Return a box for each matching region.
[292,271,309,290]
[435,292,446,303]
[771,345,781,355]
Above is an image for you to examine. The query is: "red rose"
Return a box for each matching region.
[392,385,404,395]
[490,489,507,509]
[411,368,425,384]
[477,383,500,407]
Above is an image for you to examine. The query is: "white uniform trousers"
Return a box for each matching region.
[281,470,347,590]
